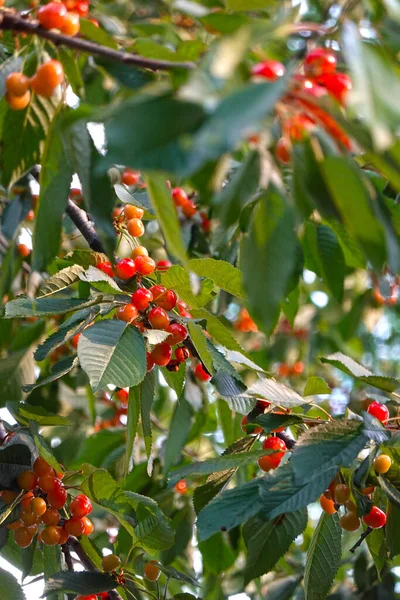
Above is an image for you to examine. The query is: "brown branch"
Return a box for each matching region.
[66,199,105,253]
[0,11,195,71]
[349,526,373,553]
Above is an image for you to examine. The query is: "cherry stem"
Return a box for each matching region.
[0,11,195,72]
[349,526,373,553]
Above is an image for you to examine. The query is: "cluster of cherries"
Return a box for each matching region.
[250,47,352,162]
[6,59,64,110]
[171,187,211,234]
[277,361,304,378]
[2,457,94,548]
[234,308,258,333]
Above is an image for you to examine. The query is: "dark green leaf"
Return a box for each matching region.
[246,376,309,408]
[198,532,236,575]
[263,575,302,600]
[304,513,342,600]
[163,397,193,477]
[5,296,106,318]
[141,370,156,461]
[44,571,116,595]
[22,355,78,392]
[0,567,26,600]
[320,352,400,392]
[0,443,32,490]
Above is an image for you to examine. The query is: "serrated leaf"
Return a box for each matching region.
[141,370,156,463]
[43,544,62,600]
[158,564,199,587]
[163,397,193,477]
[221,395,257,414]
[143,329,170,345]
[187,322,213,374]
[377,476,400,510]
[125,490,174,551]
[245,377,309,408]
[263,575,302,600]
[198,532,236,575]
[8,403,70,427]
[125,386,141,476]
[5,296,106,318]
[79,266,123,294]
[386,502,400,558]
[366,526,387,574]
[320,352,400,392]
[22,355,78,392]
[44,571,116,596]
[303,376,332,397]
[188,258,245,300]
[191,308,250,358]
[304,223,345,302]
[160,265,214,308]
[255,413,304,431]
[0,444,32,490]
[304,512,342,600]
[0,567,26,600]
[78,321,146,392]
[243,509,308,584]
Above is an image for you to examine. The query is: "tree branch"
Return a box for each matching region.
[66,199,105,253]
[0,11,195,71]
[349,526,373,553]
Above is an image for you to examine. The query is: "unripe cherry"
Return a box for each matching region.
[124,204,144,220]
[102,553,121,572]
[41,525,62,546]
[373,454,392,474]
[339,512,360,532]
[320,494,336,515]
[134,255,155,275]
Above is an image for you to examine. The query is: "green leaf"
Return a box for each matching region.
[188,258,245,300]
[241,188,297,334]
[37,265,85,297]
[255,413,305,431]
[158,564,199,587]
[198,533,236,575]
[96,58,155,89]
[377,476,400,510]
[246,376,309,408]
[72,429,125,470]
[187,322,213,374]
[303,377,332,397]
[125,491,174,550]
[31,426,62,472]
[0,567,26,600]
[386,502,400,558]
[320,352,400,392]
[160,266,214,308]
[87,145,116,258]
[125,386,141,476]
[163,397,193,477]
[226,0,278,9]
[79,18,118,48]
[263,575,302,600]
[0,443,32,490]
[243,509,308,584]
[366,526,387,574]
[145,174,188,263]
[321,157,386,269]
[21,536,37,581]
[8,403,70,427]
[32,112,73,271]
[22,355,78,392]
[162,364,186,397]
[304,513,342,600]
[77,321,146,392]
[79,266,124,294]
[4,296,106,318]
[44,571,116,596]
[141,370,156,462]
[191,309,249,358]
[43,544,62,600]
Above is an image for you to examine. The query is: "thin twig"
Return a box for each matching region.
[0,11,195,71]
[61,542,74,571]
[66,200,106,253]
[349,527,373,553]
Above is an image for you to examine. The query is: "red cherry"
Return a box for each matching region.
[38,2,67,30]
[132,288,153,311]
[114,258,137,280]
[146,352,155,371]
[17,470,38,490]
[156,260,172,272]
[41,509,60,526]
[148,307,170,330]
[150,343,172,366]
[175,347,190,363]
[150,284,166,299]
[96,262,114,277]
[116,304,139,323]
[47,485,67,509]
[258,437,287,471]
[291,361,304,376]
[65,516,86,537]
[41,525,62,546]
[315,72,352,105]
[121,169,140,186]
[134,256,156,275]
[153,289,177,311]
[275,137,291,164]
[278,363,290,377]
[251,60,285,80]
[201,218,211,234]
[194,364,211,382]
[81,516,94,535]
[74,0,89,16]
[115,388,128,403]
[166,359,180,372]
[124,204,144,220]
[367,401,389,423]
[69,494,92,518]
[71,333,81,349]
[363,506,387,529]
[172,187,188,206]
[284,115,314,141]
[33,457,53,477]
[175,479,187,494]
[182,200,197,218]
[38,475,61,493]
[166,323,188,345]
[76,596,97,600]
[304,48,337,77]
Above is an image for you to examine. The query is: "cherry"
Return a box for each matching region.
[146,352,155,371]
[275,137,291,164]
[69,188,82,201]
[114,258,137,280]
[47,486,67,509]
[367,401,389,422]
[166,359,180,372]
[258,436,287,471]
[41,509,60,526]
[60,11,80,36]
[74,0,89,16]
[201,217,211,234]
[122,169,140,186]
[175,479,187,494]
[166,323,188,345]
[153,289,177,311]
[41,525,62,546]
[96,261,114,277]
[115,388,129,403]
[33,457,54,477]
[194,364,211,382]
[31,60,64,97]
[363,506,386,529]
[102,553,121,572]
[17,243,31,258]
[182,200,197,218]
[1,490,19,504]
[134,256,155,275]
[291,361,304,376]
[304,48,337,77]
[7,520,23,530]
[81,516,94,535]
[284,115,314,141]
[339,512,360,532]
[20,510,38,526]
[6,72,30,97]
[172,188,188,206]
[127,218,145,238]
[6,91,31,110]
[131,245,148,258]
[373,454,392,474]
[345,500,357,512]
[241,415,263,435]
[150,284,166,298]
[30,497,47,517]
[20,491,34,509]
[277,363,290,377]
[144,560,161,582]
[14,527,33,548]
[38,475,61,494]
[175,347,190,363]
[69,494,92,518]
[150,343,172,367]
[156,260,172,271]
[26,209,35,222]
[361,486,375,496]
[38,2,67,29]
[251,60,285,80]
[124,204,144,220]
[17,470,38,490]
[316,72,352,105]
[131,288,153,311]
[334,484,350,505]
[148,307,170,330]
[58,526,69,544]
[319,494,337,515]
[76,596,97,600]
[116,304,139,323]
[65,516,86,537]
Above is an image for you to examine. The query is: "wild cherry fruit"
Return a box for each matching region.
[5,72,30,97]
[373,454,392,474]
[304,48,337,77]
[76,596,97,600]
[182,200,197,218]
[241,415,263,435]
[127,218,145,238]
[156,260,172,271]
[172,188,188,206]
[116,388,129,403]
[47,486,67,509]
[30,497,47,517]
[114,258,137,280]
[175,347,190,363]
[41,525,62,546]
[116,304,139,323]
[65,516,86,537]
[339,512,360,532]
[363,506,386,529]
[131,245,148,258]
[150,343,172,367]
[166,323,188,345]
[33,457,54,477]
[153,289,177,311]
[60,11,80,36]
[17,470,38,490]
[194,364,211,382]
[102,553,121,572]
[146,353,155,371]
[144,560,161,582]
[175,479,187,494]
[14,527,34,548]
[69,494,92,518]
[131,288,153,311]
[251,60,285,80]
[6,92,31,111]
[38,475,61,494]
[122,169,140,186]
[30,60,64,97]
[275,137,291,164]
[134,256,156,275]
[367,401,389,422]
[316,72,352,105]
[41,509,60,526]
[96,261,114,277]
[258,437,287,471]
[124,204,144,220]
[81,516,94,535]
[334,484,350,505]
[38,2,67,29]
[319,494,337,514]
[148,307,170,330]
[291,361,304,375]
